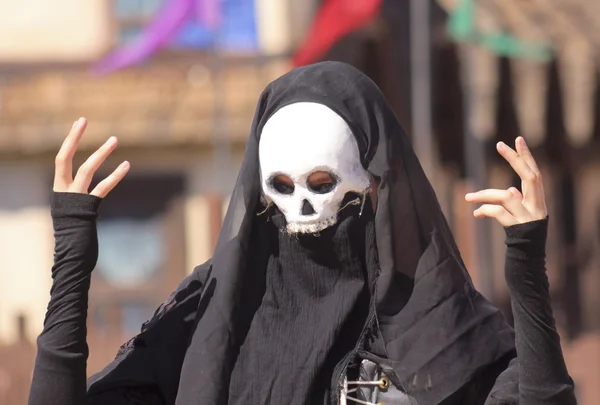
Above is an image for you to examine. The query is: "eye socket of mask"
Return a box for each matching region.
[271,175,294,194]
[307,171,338,194]
[269,171,338,196]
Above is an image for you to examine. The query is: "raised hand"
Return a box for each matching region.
[53,117,130,198]
[464,137,547,227]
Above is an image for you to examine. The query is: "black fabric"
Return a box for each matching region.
[437,218,576,405]
[29,192,101,405]
[228,200,376,404]
[174,61,515,404]
[489,218,575,404]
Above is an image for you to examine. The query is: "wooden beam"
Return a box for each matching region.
[484,0,549,145]
[525,0,592,47]
[436,0,502,33]
[485,0,547,44]
[511,59,548,147]
[469,45,499,141]
[438,0,599,147]
[557,41,597,146]
[438,0,502,140]
[545,0,600,57]
[0,58,290,155]
[488,0,598,145]
[539,1,598,146]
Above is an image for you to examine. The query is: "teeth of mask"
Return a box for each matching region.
[259,102,371,234]
[285,216,338,235]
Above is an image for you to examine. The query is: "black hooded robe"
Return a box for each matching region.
[29,61,576,405]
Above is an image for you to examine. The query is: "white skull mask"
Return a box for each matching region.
[259,102,371,234]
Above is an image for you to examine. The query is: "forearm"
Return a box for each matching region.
[504,218,576,404]
[29,192,101,405]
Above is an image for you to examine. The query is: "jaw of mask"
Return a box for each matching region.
[259,102,371,235]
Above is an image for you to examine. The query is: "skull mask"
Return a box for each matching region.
[259,102,371,234]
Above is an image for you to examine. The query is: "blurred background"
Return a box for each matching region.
[0,0,598,403]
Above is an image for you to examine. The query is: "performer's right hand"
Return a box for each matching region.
[53,117,130,198]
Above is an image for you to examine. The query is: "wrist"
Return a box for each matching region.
[504,216,549,260]
[51,192,102,217]
[51,192,102,232]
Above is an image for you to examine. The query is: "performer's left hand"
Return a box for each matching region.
[464,137,547,227]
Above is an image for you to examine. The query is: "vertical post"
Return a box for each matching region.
[211,19,232,197]
[410,0,435,182]
[16,314,27,344]
[460,44,494,300]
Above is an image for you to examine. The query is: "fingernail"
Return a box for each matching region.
[519,137,528,148]
[119,161,130,169]
[106,136,117,145]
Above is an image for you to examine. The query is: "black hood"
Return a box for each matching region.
[174,61,515,404]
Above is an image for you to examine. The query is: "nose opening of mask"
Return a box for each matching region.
[301,199,316,216]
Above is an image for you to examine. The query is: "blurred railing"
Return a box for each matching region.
[0,316,35,405]
[0,53,290,155]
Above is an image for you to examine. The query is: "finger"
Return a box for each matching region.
[473,204,518,227]
[71,136,119,193]
[508,187,522,200]
[465,189,529,217]
[496,141,538,183]
[515,137,540,175]
[53,118,87,191]
[90,161,130,198]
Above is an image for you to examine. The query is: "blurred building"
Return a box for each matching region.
[0,1,318,398]
[315,0,600,402]
[0,0,599,404]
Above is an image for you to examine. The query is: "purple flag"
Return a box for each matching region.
[93,0,221,75]
[194,0,221,29]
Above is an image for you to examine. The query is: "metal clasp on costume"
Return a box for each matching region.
[340,376,389,405]
[347,376,389,389]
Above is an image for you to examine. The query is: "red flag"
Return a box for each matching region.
[293,0,383,67]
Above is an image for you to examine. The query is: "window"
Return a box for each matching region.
[115,0,163,20]
[97,217,163,287]
[111,0,259,50]
[89,174,186,338]
[114,0,164,45]
[94,174,183,287]
[121,300,157,337]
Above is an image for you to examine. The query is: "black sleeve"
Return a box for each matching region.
[29,192,103,405]
[29,193,210,405]
[483,218,576,405]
